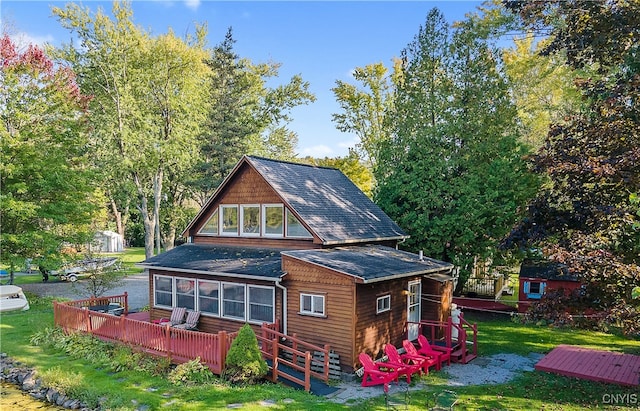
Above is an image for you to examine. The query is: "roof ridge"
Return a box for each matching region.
[246,155,340,172]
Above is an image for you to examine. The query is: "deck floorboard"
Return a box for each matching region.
[535,345,640,387]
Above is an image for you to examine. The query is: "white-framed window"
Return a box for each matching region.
[198,209,218,235]
[263,204,284,237]
[376,295,391,314]
[176,278,195,310]
[220,205,238,235]
[300,293,325,317]
[240,205,261,236]
[248,285,275,323]
[222,283,246,320]
[154,275,173,308]
[286,209,313,238]
[197,280,220,316]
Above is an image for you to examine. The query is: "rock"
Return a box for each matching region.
[56,393,67,406]
[46,387,58,403]
[21,371,38,390]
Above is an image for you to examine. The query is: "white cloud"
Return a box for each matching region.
[10,32,55,49]
[184,0,201,11]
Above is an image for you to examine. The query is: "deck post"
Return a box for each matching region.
[292,333,298,366]
[123,291,128,316]
[323,344,330,381]
[304,351,311,392]
[272,337,279,383]
[85,307,91,334]
[219,331,227,372]
[165,324,172,361]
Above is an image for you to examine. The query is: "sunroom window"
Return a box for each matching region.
[154,275,173,308]
[222,283,245,320]
[176,278,195,310]
[198,280,219,316]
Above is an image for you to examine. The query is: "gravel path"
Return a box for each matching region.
[20,272,150,310]
[326,352,544,404]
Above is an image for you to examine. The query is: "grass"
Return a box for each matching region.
[2,253,639,410]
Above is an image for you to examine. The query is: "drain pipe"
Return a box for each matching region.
[275,277,288,335]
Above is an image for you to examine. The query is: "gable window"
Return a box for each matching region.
[154,275,173,308]
[221,205,238,235]
[198,209,218,235]
[222,283,245,320]
[376,295,391,314]
[300,293,325,317]
[248,285,274,323]
[263,204,284,237]
[198,280,219,316]
[176,278,195,310]
[286,209,313,238]
[241,205,260,236]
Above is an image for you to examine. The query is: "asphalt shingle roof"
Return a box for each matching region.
[282,245,454,283]
[139,244,284,280]
[246,156,407,245]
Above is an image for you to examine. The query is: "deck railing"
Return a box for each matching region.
[407,312,478,364]
[258,320,331,392]
[54,299,230,374]
[463,275,505,299]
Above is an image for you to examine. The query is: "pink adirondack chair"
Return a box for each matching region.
[418,335,452,367]
[383,344,422,384]
[358,352,399,393]
[402,339,441,372]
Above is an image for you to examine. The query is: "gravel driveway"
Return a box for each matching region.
[20,272,150,310]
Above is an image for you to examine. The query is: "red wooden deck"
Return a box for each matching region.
[535,345,640,387]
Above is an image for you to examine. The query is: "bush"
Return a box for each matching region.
[222,324,268,385]
[168,357,215,386]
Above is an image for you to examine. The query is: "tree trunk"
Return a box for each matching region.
[110,197,124,239]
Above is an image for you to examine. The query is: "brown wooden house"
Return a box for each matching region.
[140,156,454,372]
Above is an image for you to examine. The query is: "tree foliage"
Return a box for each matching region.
[331,61,402,169]
[0,33,97,279]
[375,8,539,292]
[504,0,640,335]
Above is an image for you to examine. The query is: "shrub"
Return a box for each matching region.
[223,324,268,385]
[168,357,215,385]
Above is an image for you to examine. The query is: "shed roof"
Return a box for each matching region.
[282,245,454,284]
[183,156,408,245]
[139,244,284,281]
[139,244,453,284]
[519,259,580,282]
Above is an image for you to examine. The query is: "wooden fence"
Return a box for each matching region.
[53,295,331,390]
[53,297,233,374]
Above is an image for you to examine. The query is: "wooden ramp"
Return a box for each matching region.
[535,345,640,387]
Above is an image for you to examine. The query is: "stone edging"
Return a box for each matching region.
[0,353,96,410]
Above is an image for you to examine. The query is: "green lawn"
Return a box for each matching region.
[1,254,639,410]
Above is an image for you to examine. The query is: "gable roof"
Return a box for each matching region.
[184,156,408,245]
[282,245,454,284]
[139,244,284,281]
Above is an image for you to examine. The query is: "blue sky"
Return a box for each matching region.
[3,1,483,158]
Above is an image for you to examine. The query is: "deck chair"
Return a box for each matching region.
[173,310,200,330]
[402,339,441,372]
[157,306,187,326]
[383,344,422,384]
[418,335,452,367]
[358,352,399,393]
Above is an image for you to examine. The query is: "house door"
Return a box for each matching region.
[407,280,421,341]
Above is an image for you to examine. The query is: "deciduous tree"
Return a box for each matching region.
[0,34,97,281]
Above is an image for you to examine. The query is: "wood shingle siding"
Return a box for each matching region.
[282,257,356,372]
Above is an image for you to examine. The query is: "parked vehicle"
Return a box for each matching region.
[57,257,119,282]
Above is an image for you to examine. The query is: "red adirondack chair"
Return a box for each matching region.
[383,344,422,384]
[418,335,452,367]
[402,339,441,372]
[358,352,399,393]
